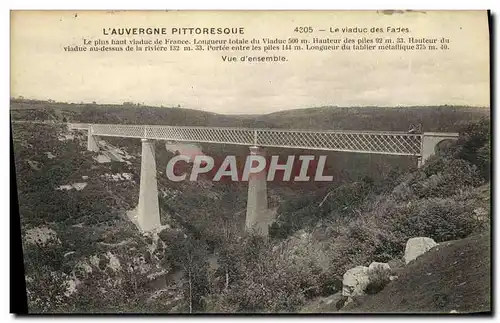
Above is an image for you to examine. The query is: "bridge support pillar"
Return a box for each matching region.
[87,129,100,152]
[245,146,269,236]
[418,132,459,167]
[137,139,161,232]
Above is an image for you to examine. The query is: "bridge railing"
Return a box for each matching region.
[69,123,424,156]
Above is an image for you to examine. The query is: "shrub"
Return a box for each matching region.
[476,141,491,180]
[400,197,478,242]
[455,118,490,180]
[411,158,483,198]
[391,182,415,202]
[211,232,332,313]
[364,267,391,295]
[271,181,374,239]
[26,266,72,313]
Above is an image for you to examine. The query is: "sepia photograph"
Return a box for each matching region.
[9,9,491,314]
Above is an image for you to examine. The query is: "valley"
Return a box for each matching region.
[10,99,491,313]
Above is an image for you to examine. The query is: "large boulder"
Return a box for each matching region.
[342,266,370,297]
[404,237,437,264]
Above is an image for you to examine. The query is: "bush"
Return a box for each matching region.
[364,267,391,295]
[382,197,474,243]
[455,118,490,180]
[271,181,374,239]
[420,158,483,195]
[207,232,332,313]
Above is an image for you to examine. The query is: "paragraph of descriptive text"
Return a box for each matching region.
[64,26,453,63]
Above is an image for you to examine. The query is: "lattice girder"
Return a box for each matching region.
[70,123,424,156]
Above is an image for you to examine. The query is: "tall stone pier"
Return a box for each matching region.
[137,139,161,231]
[245,146,269,236]
[87,127,100,152]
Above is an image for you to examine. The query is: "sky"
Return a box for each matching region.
[10,10,490,114]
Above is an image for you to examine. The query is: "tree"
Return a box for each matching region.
[456,118,490,180]
[163,232,210,312]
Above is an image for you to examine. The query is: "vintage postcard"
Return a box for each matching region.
[10,10,491,314]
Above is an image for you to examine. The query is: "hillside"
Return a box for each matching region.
[9,99,273,128]
[342,231,491,313]
[10,99,489,132]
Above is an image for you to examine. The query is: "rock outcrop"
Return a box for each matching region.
[342,237,439,302]
[404,237,437,264]
[342,266,371,297]
[342,261,394,299]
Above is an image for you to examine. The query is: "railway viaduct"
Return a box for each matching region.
[69,123,458,235]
